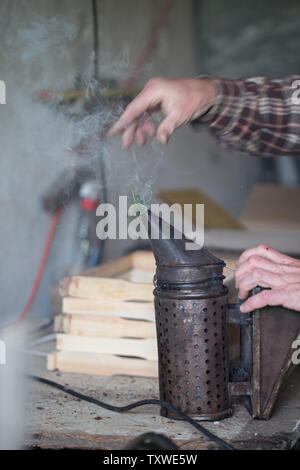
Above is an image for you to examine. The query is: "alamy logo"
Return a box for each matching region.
[0,340,6,365]
[291,80,300,105]
[292,339,300,366]
[95,197,204,250]
[0,80,6,104]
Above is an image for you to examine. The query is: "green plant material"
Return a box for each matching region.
[129,185,144,205]
[128,180,153,207]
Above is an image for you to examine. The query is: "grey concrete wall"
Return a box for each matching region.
[0,0,262,324]
[195,0,300,79]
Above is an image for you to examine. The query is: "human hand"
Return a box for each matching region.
[109,77,216,148]
[235,244,300,313]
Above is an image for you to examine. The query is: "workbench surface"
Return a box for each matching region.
[24,364,300,450]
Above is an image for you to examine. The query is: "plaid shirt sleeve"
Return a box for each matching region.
[197,75,300,157]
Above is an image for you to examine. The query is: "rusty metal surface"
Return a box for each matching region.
[146,210,300,423]
[228,304,251,325]
[227,288,300,420]
[229,382,251,396]
[253,305,300,419]
[147,209,232,421]
[154,293,231,421]
[147,210,225,271]
[251,310,261,418]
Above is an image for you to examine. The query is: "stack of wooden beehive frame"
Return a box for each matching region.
[48,249,237,377]
[47,251,159,377]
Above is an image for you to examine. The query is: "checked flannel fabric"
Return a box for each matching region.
[198,75,300,157]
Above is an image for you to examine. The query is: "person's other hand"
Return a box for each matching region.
[109,77,216,148]
[235,244,300,313]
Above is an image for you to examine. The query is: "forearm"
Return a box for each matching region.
[197,75,300,157]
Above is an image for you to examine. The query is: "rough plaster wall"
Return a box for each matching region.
[0,0,96,324]
[0,0,260,323]
[194,0,300,186]
[196,0,300,79]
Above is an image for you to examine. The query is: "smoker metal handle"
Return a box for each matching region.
[227,303,253,415]
[228,303,252,325]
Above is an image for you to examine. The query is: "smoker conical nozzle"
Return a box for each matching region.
[146,209,223,268]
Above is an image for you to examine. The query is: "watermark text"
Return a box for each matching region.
[291,79,300,105]
[95,197,204,250]
[0,340,6,365]
[292,339,300,365]
[0,80,6,104]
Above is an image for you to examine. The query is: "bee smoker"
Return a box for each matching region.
[147,211,300,421]
[147,211,231,420]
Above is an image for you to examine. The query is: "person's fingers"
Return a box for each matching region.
[121,114,156,148]
[237,244,300,268]
[240,289,285,313]
[235,255,300,290]
[135,126,147,147]
[240,283,300,313]
[235,255,282,288]
[141,115,156,137]
[136,113,156,142]
[237,268,286,300]
[122,122,138,149]
[156,113,182,144]
[109,88,161,136]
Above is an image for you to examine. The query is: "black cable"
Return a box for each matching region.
[90,0,108,264]
[27,374,235,451]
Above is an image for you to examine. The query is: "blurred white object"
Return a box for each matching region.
[0,327,26,449]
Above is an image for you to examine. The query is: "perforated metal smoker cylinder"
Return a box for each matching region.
[154,285,231,421]
[147,210,232,421]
